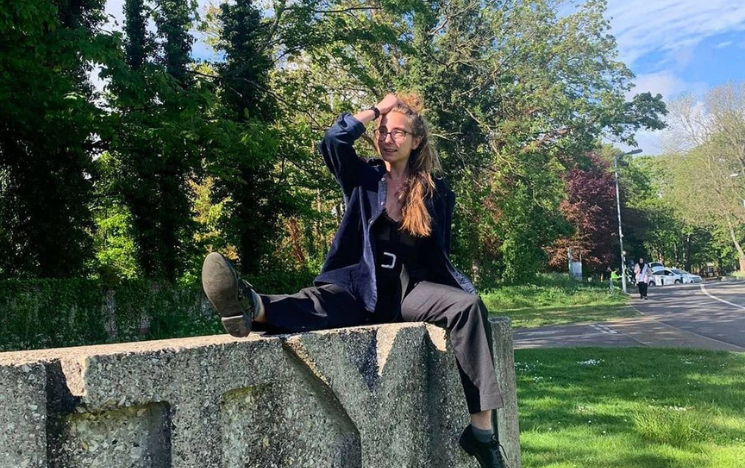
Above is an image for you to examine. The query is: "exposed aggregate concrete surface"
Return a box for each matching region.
[0,319,520,468]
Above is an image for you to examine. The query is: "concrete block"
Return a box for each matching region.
[0,321,521,468]
[58,403,170,468]
[491,317,521,468]
[283,323,430,467]
[0,363,47,468]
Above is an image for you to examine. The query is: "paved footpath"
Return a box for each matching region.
[513,281,745,352]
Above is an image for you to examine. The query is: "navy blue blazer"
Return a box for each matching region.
[314,113,476,313]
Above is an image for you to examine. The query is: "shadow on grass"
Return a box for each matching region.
[515,347,745,468]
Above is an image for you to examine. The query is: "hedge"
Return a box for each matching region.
[0,268,315,352]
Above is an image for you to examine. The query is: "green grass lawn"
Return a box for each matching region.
[515,347,745,468]
[481,273,636,328]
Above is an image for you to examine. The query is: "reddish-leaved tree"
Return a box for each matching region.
[547,153,618,273]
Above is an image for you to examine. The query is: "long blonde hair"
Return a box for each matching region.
[379,93,442,237]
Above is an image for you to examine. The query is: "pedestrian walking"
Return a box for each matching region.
[634,258,651,299]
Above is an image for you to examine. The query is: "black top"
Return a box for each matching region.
[372,211,430,321]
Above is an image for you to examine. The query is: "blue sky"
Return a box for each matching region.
[101,0,745,154]
[604,0,745,153]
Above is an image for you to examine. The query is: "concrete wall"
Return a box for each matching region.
[0,318,520,468]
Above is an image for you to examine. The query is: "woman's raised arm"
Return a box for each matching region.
[318,94,401,199]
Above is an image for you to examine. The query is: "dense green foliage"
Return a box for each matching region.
[591,83,745,275]
[613,140,743,275]
[0,279,213,351]
[0,0,108,278]
[0,270,314,351]
[0,0,669,287]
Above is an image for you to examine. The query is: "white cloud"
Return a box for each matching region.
[619,77,709,156]
[613,129,664,156]
[599,1,745,155]
[668,45,695,69]
[615,95,716,157]
[630,71,687,99]
[606,0,745,66]
[629,71,709,99]
[619,81,711,156]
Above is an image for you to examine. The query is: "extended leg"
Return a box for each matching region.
[260,284,369,333]
[401,281,503,414]
[202,253,368,335]
[400,281,506,468]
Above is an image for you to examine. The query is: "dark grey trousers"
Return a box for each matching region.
[260,281,504,414]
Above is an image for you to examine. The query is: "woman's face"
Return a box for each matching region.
[375,112,422,166]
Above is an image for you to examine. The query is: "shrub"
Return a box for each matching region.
[0,279,216,351]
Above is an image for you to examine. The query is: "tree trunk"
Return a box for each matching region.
[725,217,745,272]
[684,233,692,272]
[287,218,306,265]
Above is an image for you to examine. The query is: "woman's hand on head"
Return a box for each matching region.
[351,93,400,125]
[376,94,400,115]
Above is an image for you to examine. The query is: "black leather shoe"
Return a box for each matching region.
[459,425,506,468]
[201,252,259,337]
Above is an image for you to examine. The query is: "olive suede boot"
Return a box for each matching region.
[201,252,260,337]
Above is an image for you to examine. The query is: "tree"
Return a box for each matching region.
[0,0,671,285]
[406,0,667,282]
[91,152,140,281]
[0,0,109,278]
[547,153,617,274]
[103,0,209,281]
[210,0,290,275]
[667,84,745,272]
[265,0,669,283]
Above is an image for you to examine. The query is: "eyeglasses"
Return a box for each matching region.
[373,129,412,141]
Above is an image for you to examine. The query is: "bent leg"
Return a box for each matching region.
[260,284,369,333]
[400,281,504,414]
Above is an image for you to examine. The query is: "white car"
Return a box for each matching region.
[649,268,683,286]
[649,262,665,272]
[671,268,702,284]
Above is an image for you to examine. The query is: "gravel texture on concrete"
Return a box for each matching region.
[0,318,520,468]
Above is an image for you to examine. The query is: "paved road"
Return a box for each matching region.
[513,281,745,351]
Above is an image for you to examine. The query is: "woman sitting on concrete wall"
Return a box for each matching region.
[202,93,507,468]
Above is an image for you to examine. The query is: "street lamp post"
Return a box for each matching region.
[614,148,642,293]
